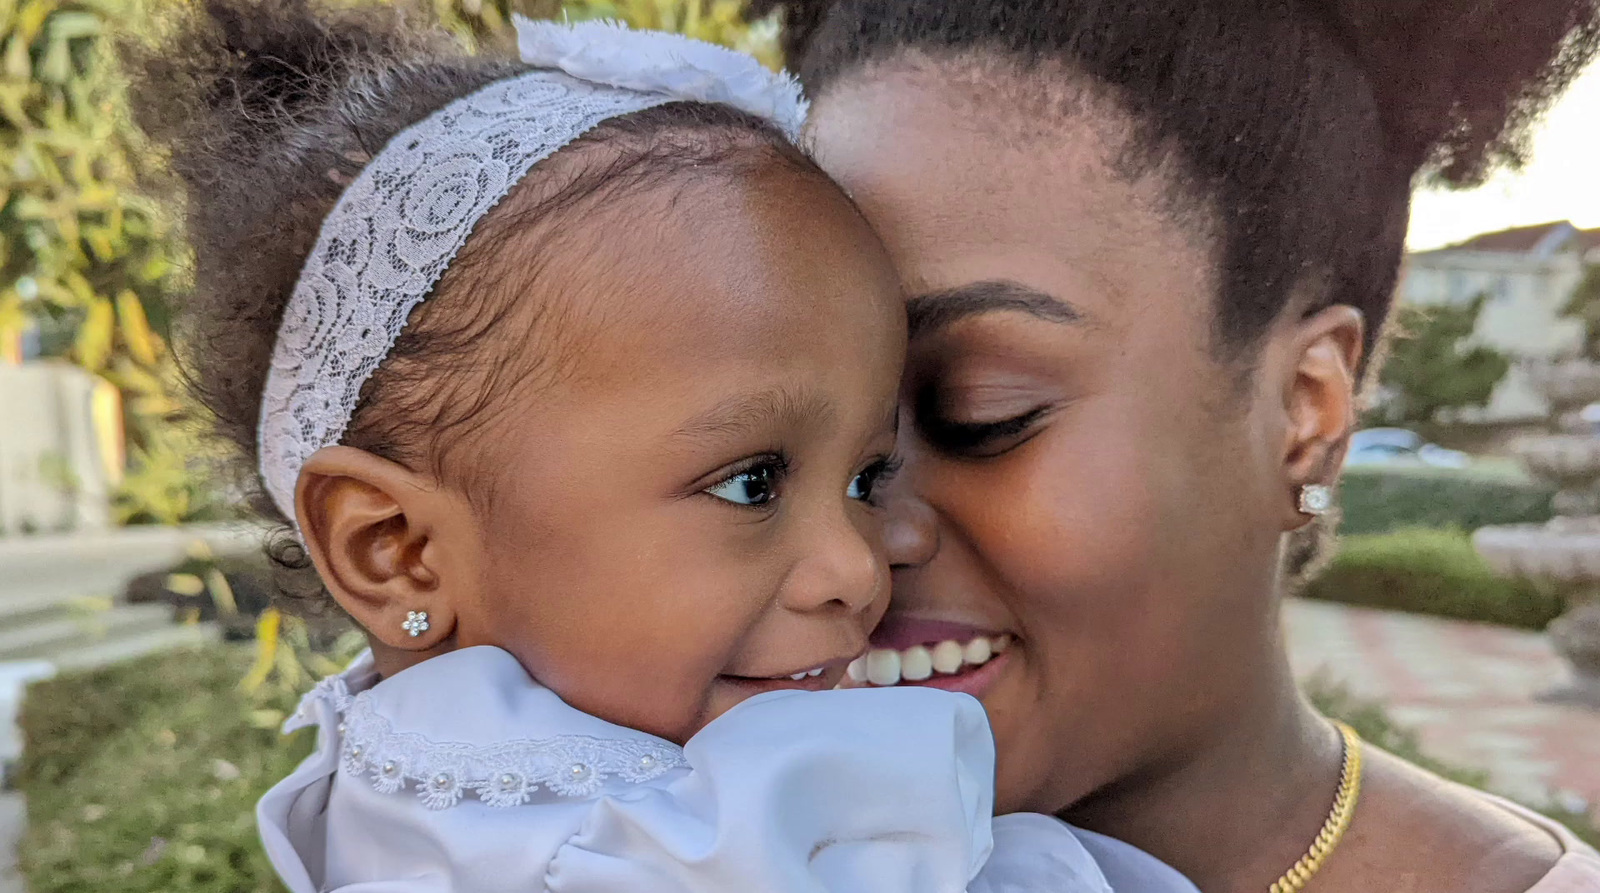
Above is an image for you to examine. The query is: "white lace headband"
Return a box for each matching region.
[257,19,806,520]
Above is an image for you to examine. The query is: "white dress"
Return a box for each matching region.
[258,646,1196,892]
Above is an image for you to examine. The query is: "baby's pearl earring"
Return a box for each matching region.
[1298,483,1334,517]
[402,611,430,638]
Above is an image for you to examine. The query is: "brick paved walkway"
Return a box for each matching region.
[1284,598,1600,817]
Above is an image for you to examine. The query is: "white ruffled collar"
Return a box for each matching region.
[290,646,687,809]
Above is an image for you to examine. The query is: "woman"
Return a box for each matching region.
[756,1,1600,891]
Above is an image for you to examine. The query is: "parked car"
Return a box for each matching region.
[1581,403,1600,434]
[1345,428,1472,469]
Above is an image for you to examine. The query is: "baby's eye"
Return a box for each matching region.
[847,456,902,505]
[705,460,784,507]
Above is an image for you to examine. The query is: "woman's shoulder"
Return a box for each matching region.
[1322,748,1574,893]
[1460,789,1600,892]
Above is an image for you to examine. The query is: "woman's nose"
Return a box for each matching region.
[883,480,940,570]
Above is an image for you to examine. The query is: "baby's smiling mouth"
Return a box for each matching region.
[719,659,851,693]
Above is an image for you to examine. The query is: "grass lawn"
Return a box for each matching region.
[18,646,310,893]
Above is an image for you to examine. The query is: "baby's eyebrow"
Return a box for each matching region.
[672,386,837,443]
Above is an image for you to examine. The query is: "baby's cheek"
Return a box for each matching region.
[606,638,746,744]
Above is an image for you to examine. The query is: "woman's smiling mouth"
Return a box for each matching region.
[846,619,1014,693]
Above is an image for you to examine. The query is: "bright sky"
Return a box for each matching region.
[1407,62,1600,250]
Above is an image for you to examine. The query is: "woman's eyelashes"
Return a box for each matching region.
[701,454,902,509]
[915,394,1051,457]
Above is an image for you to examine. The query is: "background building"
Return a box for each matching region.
[1399,221,1593,422]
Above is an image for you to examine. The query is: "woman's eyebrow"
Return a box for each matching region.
[906,279,1084,339]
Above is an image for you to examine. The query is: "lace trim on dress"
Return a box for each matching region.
[295,674,686,810]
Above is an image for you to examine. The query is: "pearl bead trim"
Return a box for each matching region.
[295,674,686,809]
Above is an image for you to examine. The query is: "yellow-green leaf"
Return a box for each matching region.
[74,296,113,370]
[164,573,205,597]
[115,289,158,365]
[239,609,282,694]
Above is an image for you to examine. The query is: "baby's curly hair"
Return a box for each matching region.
[126,0,823,607]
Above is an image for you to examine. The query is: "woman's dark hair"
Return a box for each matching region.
[127,0,821,606]
[754,0,1600,368]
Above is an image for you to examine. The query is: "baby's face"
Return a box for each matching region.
[451,162,908,744]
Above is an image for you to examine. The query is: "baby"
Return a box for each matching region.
[132,2,1116,891]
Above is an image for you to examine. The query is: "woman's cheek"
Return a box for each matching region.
[985,430,1166,606]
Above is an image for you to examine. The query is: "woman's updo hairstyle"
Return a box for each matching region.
[755,0,1600,369]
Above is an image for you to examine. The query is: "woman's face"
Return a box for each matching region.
[812,64,1302,814]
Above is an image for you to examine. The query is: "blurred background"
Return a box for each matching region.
[0,1,1598,891]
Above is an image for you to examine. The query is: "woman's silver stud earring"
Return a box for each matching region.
[402,611,430,637]
[1298,483,1334,516]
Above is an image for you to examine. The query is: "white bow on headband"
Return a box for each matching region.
[257,19,806,521]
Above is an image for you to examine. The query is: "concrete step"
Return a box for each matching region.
[0,603,174,663]
[0,587,87,628]
[0,524,263,614]
[49,622,219,673]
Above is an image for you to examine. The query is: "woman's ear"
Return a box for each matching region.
[294,445,455,651]
[1280,305,1364,530]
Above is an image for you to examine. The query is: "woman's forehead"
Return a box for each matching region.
[812,67,1195,237]
[807,66,1221,357]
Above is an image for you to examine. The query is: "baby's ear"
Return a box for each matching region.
[295,446,455,650]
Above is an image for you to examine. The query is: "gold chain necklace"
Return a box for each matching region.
[1269,721,1363,893]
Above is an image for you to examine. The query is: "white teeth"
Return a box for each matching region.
[865,649,902,686]
[930,640,966,675]
[900,645,933,681]
[789,672,807,681]
[787,667,827,681]
[807,667,824,678]
[856,635,1014,686]
[963,637,992,666]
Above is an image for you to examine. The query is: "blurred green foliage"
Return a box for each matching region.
[1563,263,1600,360]
[1339,465,1555,537]
[0,0,216,524]
[1301,528,1566,630]
[1367,295,1511,429]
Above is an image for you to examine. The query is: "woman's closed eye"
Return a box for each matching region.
[916,400,1052,458]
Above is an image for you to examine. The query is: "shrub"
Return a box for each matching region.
[1339,466,1554,537]
[1365,295,1510,428]
[1300,528,1566,630]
